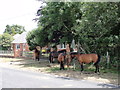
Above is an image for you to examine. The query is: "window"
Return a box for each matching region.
[16,44,20,49]
[59,43,66,49]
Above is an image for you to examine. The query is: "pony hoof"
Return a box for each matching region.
[95,71,97,73]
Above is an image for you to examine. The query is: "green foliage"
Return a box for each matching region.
[26,26,49,50]
[27,2,119,69]
[74,2,120,55]
[36,2,119,55]
[0,24,26,50]
[4,25,26,36]
[0,33,13,50]
[37,2,82,45]
[26,29,38,50]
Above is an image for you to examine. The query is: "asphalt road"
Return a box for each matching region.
[0,66,119,88]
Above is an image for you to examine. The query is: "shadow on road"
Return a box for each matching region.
[97,83,120,88]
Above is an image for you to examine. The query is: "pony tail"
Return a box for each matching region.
[94,54,101,65]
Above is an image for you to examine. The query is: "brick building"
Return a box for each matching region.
[11,32,30,58]
[56,43,77,52]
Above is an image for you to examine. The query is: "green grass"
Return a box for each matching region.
[46,67,70,72]
[47,67,60,72]
[100,68,118,74]
[46,64,118,74]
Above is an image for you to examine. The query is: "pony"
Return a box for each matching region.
[70,52,101,73]
[49,49,66,63]
[57,51,72,70]
[57,47,75,70]
[34,48,40,61]
[57,52,66,70]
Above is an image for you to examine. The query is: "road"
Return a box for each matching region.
[0,66,119,88]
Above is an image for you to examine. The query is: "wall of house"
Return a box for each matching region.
[13,43,30,58]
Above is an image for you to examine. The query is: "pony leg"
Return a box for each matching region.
[67,56,71,70]
[61,61,65,70]
[60,61,62,70]
[97,65,100,72]
[49,53,54,63]
[66,59,70,70]
[94,54,101,73]
[60,61,65,70]
[37,56,39,61]
[35,56,37,61]
[38,56,40,61]
[61,55,65,70]
[94,64,99,73]
[49,53,51,63]
[97,64,100,73]
[38,54,41,61]
[80,64,84,72]
[50,57,54,63]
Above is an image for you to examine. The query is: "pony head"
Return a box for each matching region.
[70,52,79,58]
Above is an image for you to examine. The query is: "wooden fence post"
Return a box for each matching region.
[106,51,110,68]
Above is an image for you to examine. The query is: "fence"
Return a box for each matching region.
[0,50,14,57]
[22,51,34,58]
[0,50,34,58]
[23,51,49,59]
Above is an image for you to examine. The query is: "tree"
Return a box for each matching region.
[0,24,26,50]
[26,29,38,50]
[0,34,2,50]
[71,2,120,68]
[26,26,49,50]
[28,2,119,69]
[37,2,82,46]
[73,2,120,54]
[0,33,13,50]
[4,24,26,36]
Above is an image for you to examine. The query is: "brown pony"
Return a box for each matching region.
[58,53,65,70]
[34,48,40,61]
[49,49,66,63]
[57,52,71,70]
[71,52,101,73]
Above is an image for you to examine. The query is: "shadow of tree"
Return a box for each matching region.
[10,57,50,68]
[97,83,120,88]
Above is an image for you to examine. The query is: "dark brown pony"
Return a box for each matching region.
[49,49,66,63]
[57,52,72,70]
[70,52,101,73]
[57,47,74,70]
[34,48,40,61]
[58,52,66,70]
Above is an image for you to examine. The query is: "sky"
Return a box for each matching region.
[0,0,42,34]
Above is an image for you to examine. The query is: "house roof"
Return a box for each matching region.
[13,34,20,39]
[12,32,28,43]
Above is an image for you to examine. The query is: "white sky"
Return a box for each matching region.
[0,0,42,34]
